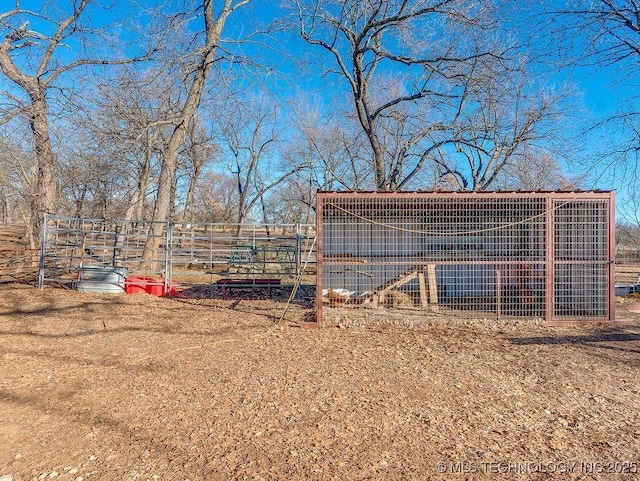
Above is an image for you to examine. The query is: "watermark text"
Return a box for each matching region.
[435,461,638,475]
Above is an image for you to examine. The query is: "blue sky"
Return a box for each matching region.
[3,1,639,219]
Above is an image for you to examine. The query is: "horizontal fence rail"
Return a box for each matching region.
[39,215,316,294]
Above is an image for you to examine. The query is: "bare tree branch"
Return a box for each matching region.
[291,0,527,190]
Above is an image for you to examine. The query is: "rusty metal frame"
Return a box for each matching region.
[316,193,324,325]
[545,195,554,321]
[316,190,616,326]
[608,191,617,321]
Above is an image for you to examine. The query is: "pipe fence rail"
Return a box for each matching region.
[39,215,316,293]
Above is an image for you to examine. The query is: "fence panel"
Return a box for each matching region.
[39,215,315,292]
[316,191,615,325]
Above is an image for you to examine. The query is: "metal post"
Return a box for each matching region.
[112,224,119,267]
[295,223,302,277]
[316,194,324,325]
[165,221,173,295]
[495,269,501,321]
[209,223,214,285]
[608,192,616,321]
[545,196,554,322]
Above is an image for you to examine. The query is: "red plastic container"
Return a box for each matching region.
[125,277,153,294]
[145,280,177,297]
[125,277,177,297]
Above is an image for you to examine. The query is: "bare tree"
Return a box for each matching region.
[181,117,218,223]
[287,103,372,191]
[79,67,185,222]
[617,180,640,229]
[141,0,250,261]
[0,1,150,246]
[543,1,640,193]
[0,134,36,243]
[495,152,586,191]
[269,104,372,224]
[545,1,640,68]
[193,171,238,223]
[433,64,567,191]
[218,95,302,224]
[292,0,514,191]
[58,138,133,220]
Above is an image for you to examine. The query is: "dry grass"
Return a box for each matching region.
[0,283,639,481]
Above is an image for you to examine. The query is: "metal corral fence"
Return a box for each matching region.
[39,215,316,293]
[316,191,617,325]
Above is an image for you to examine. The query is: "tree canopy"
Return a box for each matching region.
[0,0,637,244]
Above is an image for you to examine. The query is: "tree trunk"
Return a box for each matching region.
[354,97,386,190]
[170,170,178,221]
[140,0,246,266]
[29,93,57,249]
[0,189,7,225]
[74,186,87,218]
[236,163,247,225]
[182,164,201,223]
[141,55,216,263]
[125,186,144,223]
[125,137,152,223]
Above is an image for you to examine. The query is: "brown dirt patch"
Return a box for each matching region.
[1,283,639,481]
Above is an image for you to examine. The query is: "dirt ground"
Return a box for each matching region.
[0,282,639,481]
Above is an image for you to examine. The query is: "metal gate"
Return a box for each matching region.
[39,215,315,291]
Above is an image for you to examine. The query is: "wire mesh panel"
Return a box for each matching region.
[554,200,610,319]
[316,191,615,325]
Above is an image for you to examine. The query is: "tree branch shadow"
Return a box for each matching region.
[508,328,640,355]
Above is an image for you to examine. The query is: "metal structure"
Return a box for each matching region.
[39,215,315,292]
[316,191,616,325]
